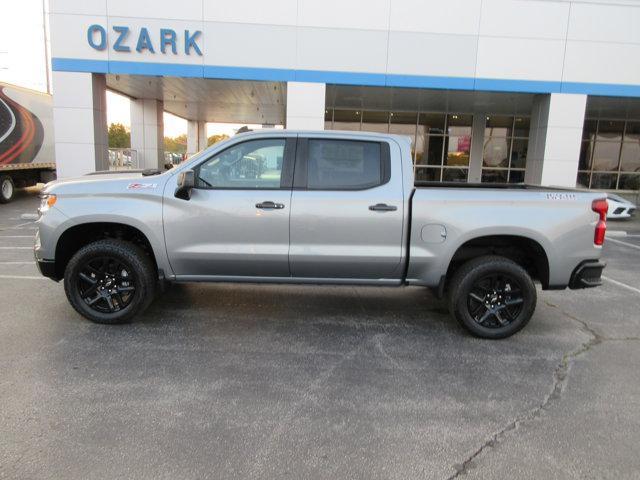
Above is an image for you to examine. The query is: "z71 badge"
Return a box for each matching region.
[127,183,158,190]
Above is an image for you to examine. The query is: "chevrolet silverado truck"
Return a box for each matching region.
[35,130,608,338]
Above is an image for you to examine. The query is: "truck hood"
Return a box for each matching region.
[43,170,171,196]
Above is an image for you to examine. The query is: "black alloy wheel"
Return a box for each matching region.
[466,273,524,328]
[77,256,136,313]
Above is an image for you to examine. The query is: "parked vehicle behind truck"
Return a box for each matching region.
[0,82,56,203]
[35,130,608,338]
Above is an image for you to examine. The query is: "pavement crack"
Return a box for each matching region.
[244,336,368,478]
[446,302,601,479]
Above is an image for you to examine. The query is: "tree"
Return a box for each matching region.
[108,123,130,148]
[207,134,229,147]
[164,134,187,154]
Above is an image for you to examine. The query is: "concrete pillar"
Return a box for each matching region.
[525,93,587,187]
[52,72,108,178]
[468,113,487,183]
[130,99,164,170]
[285,82,326,130]
[187,120,207,157]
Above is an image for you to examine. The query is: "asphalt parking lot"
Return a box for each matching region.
[1,189,639,480]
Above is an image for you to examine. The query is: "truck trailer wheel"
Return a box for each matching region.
[63,239,156,324]
[448,255,537,339]
[0,175,15,203]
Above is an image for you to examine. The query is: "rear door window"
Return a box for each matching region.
[306,139,383,190]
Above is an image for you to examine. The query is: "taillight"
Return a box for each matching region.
[592,198,608,246]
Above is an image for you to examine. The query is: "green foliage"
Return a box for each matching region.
[108,123,130,148]
[207,134,230,147]
[164,134,187,154]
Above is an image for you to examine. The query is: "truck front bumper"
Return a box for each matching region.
[35,258,59,281]
[569,260,606,289]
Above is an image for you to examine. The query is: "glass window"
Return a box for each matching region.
[415,113,445,165]
[481,170,508,183]
[324,109,333,130]
[590,172,618,189]
[481,115,530,183]
[418,113,446,135]
[333,109,361,131]
[579,140,593,171]
[510,138,528,169]
[583,119,597,140]
[483,137,510,168]
[196,139,285,189]
[576,172,590,188]
[447,114,472,135]
[445,135,471,166]
[442,168,468,182]
[578,117,640,190]
[597,120,624,141]
[513,117,530,137]
[415,167,440,182]
[625,121,640,140]
[307,139,382,189]
[389,112,418,160]
[592,141,621,171]
[508,170,525,184]
[618,174,640,190]
[485,116,512,137]
[416,135,444,166]
[620,142,640,172]
[362,111,389,133]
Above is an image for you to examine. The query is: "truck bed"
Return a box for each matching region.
[414,181,580,191]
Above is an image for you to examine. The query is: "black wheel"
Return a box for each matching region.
[448,255,537,339]
[63,239,156,324]
[0,175,15,203]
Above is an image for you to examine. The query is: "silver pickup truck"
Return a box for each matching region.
[35,130,608,338]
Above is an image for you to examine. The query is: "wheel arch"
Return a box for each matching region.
[445,234,550,289]
[54,221,159,280]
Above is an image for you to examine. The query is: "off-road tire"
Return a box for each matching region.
[448,255,537,339]
[64,239,156,324]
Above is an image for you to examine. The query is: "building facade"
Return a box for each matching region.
[49,0,640,190]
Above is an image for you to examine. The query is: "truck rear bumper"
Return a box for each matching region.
[569,260,606,289]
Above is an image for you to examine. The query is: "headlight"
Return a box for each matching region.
[38,193,57,215]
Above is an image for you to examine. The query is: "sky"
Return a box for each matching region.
[1,0,270,138]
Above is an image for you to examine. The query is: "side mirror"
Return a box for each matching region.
[175,169,195,200]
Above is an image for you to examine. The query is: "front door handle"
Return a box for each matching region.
[369,203,397,212]
[256,201,285,210]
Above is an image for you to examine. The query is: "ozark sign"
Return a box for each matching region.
[87,25,202,56]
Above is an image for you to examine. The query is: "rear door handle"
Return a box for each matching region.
[256,201,285,210]
[369,203,397,212]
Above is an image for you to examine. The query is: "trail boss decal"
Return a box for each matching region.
[127,183,157,190]
[545,193,577,201]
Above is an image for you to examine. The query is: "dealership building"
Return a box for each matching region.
[49,0,640,191]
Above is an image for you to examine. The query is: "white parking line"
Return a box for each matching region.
[602,275,640,295]
[0,261,35,265]
[20,213,39,220]
[0,247,33,250]
[606,237,640,251]
[12,221,35,228]
[0,275,46,280]
[606,230,627,237]
[1,221,36,230]
[0,235,34,238]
